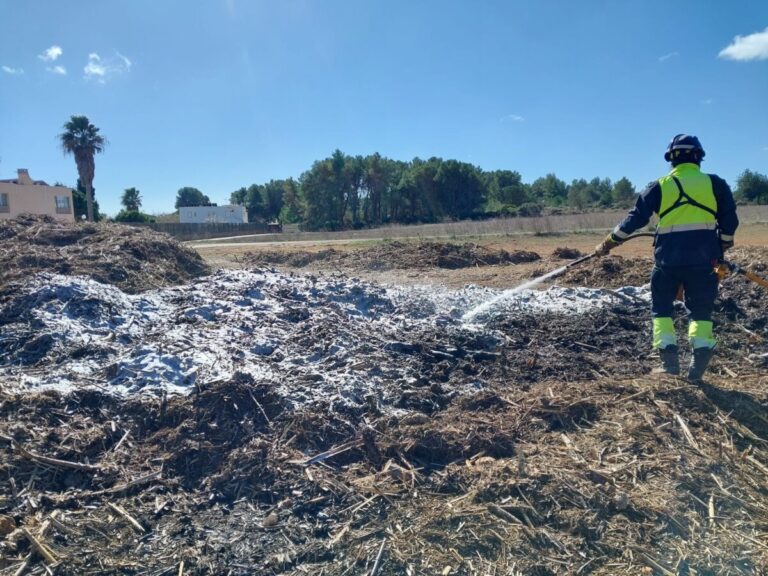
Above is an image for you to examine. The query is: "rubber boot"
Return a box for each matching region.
[652,346,680,376]
[687,347,715,383]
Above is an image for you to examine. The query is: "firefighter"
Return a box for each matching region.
[596,134,739,381]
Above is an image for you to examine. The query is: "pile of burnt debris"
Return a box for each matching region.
[0,220,766,574]
[0,215,209,301]
[244,240,541,271]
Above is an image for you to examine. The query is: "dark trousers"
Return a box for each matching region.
[650,264,719,349]
[650,265,719,320]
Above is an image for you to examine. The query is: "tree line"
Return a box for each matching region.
[54,115,768,226]
[169,150,768,230]
[207,150,640,230]
[168,153,634,228]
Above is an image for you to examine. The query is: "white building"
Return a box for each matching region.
[179,205,248,224]
[0,169,74,222]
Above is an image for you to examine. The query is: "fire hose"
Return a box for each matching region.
[551,232,768,291]
[716,259,768,290]
[547,232,655,279]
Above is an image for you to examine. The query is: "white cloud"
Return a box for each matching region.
[658,51,679,62]
[84,53,106,79]
[47,65,67,75]
[83,52,131,83]
[701,98,713,105]
[38,45,63,62]
[117,52,132,70]
[719,27,768,61]
[1,65,24,75]
[502,114,525,123]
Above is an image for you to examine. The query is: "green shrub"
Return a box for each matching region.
[113,210,156,223]
[517,202,544,217]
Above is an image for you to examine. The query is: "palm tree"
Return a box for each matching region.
[121,187,142,212]
[59,116,106,222]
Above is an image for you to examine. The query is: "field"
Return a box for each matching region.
[189,206,768,248]
[1,216,768,575]
[195,222,768,289]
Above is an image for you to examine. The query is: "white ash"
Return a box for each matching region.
[0,269,649,408]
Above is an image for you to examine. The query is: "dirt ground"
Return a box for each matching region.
[195,223,768,289]
[2,218,768,575]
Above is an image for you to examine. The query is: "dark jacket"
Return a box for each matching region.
[610,165,739,267]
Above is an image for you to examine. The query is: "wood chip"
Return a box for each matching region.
[21,527,58,565]
[107,503,146,534]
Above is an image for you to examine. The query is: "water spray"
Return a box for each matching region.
[462,232,655,323]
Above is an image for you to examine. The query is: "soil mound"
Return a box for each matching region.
[552,246,584,259]
[561,254,653,288]
[0,215,209,296]
[246,240,541,271]
[560,246,768,291]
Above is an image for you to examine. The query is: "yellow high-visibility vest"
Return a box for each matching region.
[656,163,717,236]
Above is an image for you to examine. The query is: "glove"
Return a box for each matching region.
[720,239,734,253]
[595,234,621,256]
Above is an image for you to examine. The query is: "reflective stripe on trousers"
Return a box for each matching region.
[653,317,677,349]
[689,320,715,349]
[652,317,716,350]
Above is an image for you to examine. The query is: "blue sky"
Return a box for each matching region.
[1,1,767,216]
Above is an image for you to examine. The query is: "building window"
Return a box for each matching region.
[55,195,71,214]
[0,193,9,213]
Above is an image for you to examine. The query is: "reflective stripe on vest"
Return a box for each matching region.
[657,164,717,234]
[656,222,718,235]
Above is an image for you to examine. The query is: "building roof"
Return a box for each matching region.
[0,179,51,186]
